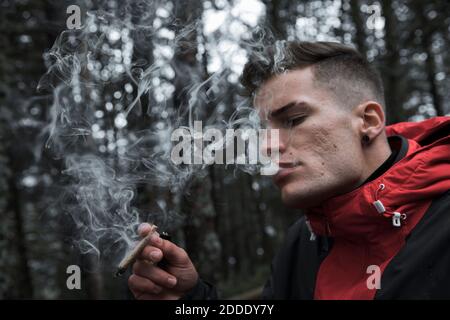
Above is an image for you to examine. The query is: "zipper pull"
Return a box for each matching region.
[373,200,386,213]
[392,212,402,227]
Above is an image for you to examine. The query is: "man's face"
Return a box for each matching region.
[255,67,366,209]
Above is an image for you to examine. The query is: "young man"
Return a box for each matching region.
[128,41,450,299]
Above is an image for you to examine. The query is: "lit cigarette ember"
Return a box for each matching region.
[115,224,159,277]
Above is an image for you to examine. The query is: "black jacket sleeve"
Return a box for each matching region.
[180,278,218,300]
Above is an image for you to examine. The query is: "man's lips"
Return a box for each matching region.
[273,163,300,185]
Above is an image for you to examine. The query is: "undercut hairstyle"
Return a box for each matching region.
[240,41,385,110]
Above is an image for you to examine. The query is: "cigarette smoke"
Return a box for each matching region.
[38,1,280,268]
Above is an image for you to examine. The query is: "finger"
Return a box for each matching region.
[140,245,163,263]
[138,223,154,237]
[148,234,188,265]
[128,274,163,296]
[132,260,178,288]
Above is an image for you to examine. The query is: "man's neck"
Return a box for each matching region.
[359,136,393,186]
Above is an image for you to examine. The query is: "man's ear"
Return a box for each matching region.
[353,101,386,140]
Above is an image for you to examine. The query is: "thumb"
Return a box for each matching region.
[137,223,155,237]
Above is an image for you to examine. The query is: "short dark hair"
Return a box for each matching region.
[240,41,385,109]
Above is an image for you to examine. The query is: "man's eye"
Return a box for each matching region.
[284,116,306,127]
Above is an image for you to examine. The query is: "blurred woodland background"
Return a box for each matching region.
[1,0,449,299]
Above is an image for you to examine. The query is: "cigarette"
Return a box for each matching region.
[115,224,159,277]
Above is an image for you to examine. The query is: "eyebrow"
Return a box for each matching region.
[269,101,311,119]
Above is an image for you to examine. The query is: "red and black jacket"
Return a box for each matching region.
[262,116,450,299]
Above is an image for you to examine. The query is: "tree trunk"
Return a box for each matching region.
[380,0,404,124]
[265,0,285,39]
[349,0,368,56]
[7,166,34,298]
[415,3,444,116]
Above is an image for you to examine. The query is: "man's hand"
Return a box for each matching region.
[128,223,199,300]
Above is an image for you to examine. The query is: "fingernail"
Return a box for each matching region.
[167,276,177,287]
[150,234,162,245]
[150,251,161,260]
[138,223,149,233]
